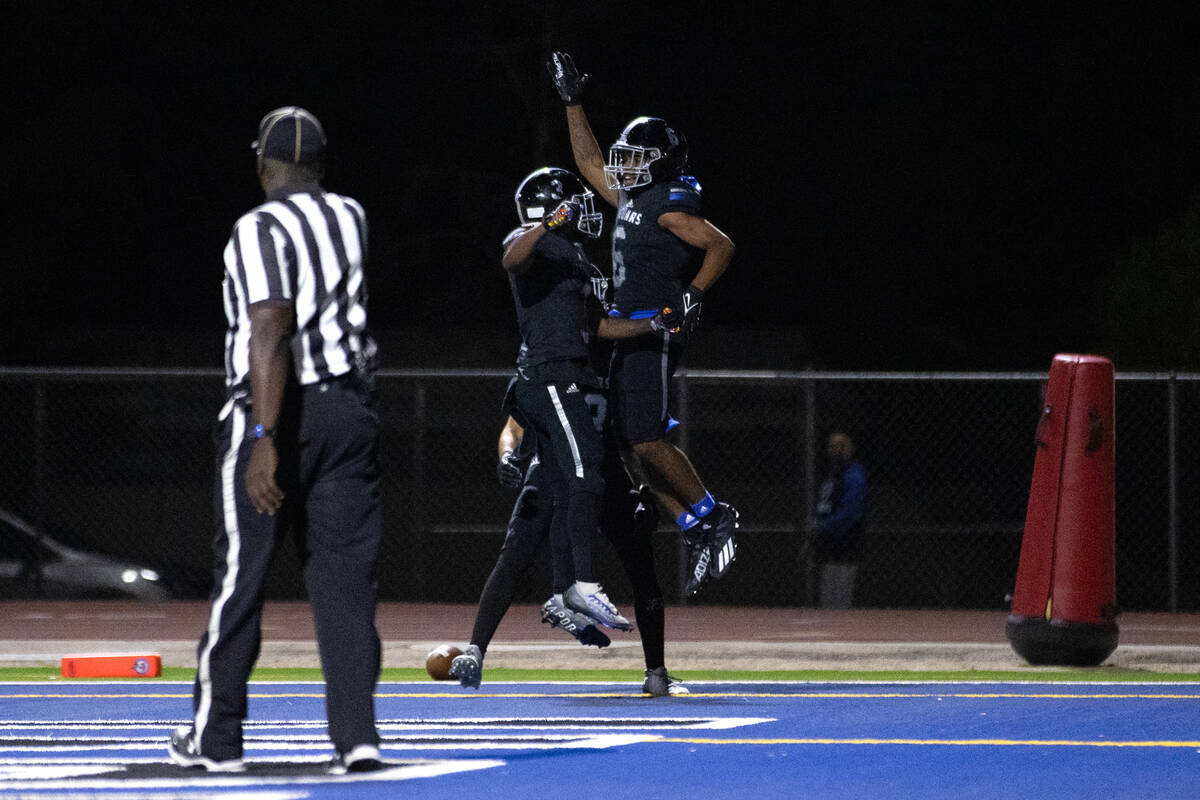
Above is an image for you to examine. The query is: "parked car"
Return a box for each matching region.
[0,507,172,601]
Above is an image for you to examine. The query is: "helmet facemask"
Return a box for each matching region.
[604,143,662,190]
[515,168,603,238]
[571,190,604,237]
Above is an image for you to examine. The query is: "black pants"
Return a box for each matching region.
[609,332,684,447]
[193,378,382,760]
[513,374,606,582]
[469,441,667,671]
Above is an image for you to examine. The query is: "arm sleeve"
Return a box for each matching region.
[228,212,294,304]
[817,464,867,536]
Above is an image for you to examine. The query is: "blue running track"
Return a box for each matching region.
[1,680,1199,798]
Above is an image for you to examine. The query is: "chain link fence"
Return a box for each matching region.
[1,367,1197,610]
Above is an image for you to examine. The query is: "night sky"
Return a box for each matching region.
[6,3,1200,370]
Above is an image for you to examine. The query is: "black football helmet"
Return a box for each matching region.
[604,116,688,190]
[514,167,603,238]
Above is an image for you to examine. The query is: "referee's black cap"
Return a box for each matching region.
[252,106,326,164]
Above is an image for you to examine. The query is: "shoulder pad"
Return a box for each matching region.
[665,177,702,207]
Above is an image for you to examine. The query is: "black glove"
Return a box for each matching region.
[497,450,523,489]
[681,284,704,340]
[649,306,681,334]
[545,51,589,105]
[542,199,580,232]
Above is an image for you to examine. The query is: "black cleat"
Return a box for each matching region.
[642,666,691,697]
[683,538,711,597]
[683,502,739,596]
[706,502,739,580]
[449,644,483,689]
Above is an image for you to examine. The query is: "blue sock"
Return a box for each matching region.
[677,511,700,531]
[692,492,716,519]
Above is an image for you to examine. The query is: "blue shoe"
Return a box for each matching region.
[541,594,612,647]
[564,581,634,631]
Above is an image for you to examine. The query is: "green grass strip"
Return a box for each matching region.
[2,666,1198,683]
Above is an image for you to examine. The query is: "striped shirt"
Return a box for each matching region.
[221,188,377,400]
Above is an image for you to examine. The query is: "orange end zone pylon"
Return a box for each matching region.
[61,652,162,678]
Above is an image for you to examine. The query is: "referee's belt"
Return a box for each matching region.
[307,369,374,393]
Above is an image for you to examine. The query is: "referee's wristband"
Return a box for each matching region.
[252,423,277,441]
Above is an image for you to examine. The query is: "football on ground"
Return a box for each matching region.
[425,644,463,680]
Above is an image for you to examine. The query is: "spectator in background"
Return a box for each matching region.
[813,431,868,608]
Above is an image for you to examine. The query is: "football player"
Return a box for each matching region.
[547,51,739,596]
[449,167,682,691]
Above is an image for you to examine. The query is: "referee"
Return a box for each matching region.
[168,106,384,775]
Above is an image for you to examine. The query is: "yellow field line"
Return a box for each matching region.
[659,737,1200,748]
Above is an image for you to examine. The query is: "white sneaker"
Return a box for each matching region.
[167,725,246,772]
[329,743,383,774]
[564,581,634,631]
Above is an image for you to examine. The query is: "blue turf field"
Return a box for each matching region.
[1,680,1199,798]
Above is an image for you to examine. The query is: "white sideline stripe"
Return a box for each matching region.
[8,675,1200,689]
[546,385,584,477]
[196,406,247,743]
[0,758,505,790]
[0,739,623,754]
[0,718,772,736]
[0,733,658,757]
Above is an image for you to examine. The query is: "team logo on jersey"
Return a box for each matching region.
[618,207,643,225]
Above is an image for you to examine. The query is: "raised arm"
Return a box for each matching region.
[547,52,618,207]
[565,106,617,207]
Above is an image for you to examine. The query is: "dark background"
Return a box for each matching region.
[6,2,1200,370]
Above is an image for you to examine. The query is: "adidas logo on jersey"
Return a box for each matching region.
[565,383,579,394]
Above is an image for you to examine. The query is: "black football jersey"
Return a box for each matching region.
[610,176,703,315]
[505,228,594,367]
